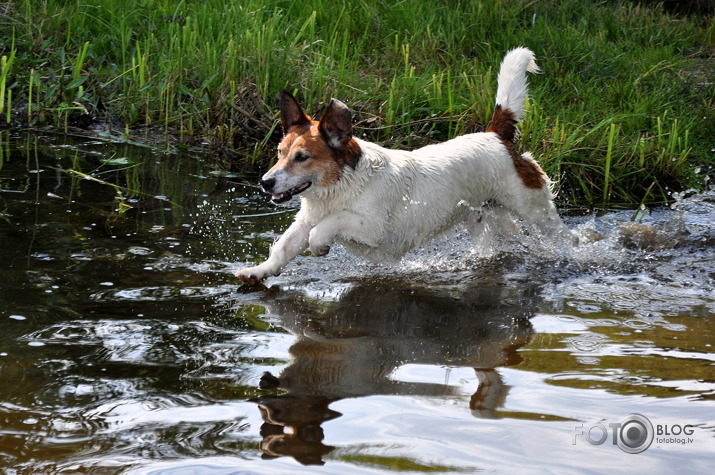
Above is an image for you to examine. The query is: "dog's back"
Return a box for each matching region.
[316,48,558,258]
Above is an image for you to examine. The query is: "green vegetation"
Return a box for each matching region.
[0,0,713,206]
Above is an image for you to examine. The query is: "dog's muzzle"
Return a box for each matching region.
[260,177,312,204]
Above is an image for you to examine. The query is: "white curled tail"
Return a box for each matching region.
[494,47,539,123]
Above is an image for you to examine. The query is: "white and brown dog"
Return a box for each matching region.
[237,48,568,283]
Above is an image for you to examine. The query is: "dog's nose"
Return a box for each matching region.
[260,178,276,192]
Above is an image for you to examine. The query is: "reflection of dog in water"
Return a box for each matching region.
[249,281,537,464]
[255,390,339,466]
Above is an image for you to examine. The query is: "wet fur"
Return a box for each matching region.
[237,48,567,282]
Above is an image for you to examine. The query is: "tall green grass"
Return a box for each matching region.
[0,0,713,206]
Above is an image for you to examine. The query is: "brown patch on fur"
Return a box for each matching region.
[509,146,547,189]
[487,105,518,143]
[337,136,361,169]
[487,105,546,190]
[276,122,362,187]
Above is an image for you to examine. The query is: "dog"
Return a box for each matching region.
[236,47,568,283]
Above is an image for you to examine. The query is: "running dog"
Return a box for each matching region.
[237,47,567,283]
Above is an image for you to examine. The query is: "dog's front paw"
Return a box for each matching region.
[235,268,264,284]
[235,265,276,284]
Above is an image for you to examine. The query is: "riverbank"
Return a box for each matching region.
[1,0,713,206]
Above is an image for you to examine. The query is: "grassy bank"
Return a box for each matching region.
[1,0,713,206]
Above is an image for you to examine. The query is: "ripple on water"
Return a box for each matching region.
[89,284,235,302]
[564,333,608,353]
[547,271,714,320]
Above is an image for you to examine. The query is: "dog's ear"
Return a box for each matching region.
[280,90,311,134]
[319,99,353,150]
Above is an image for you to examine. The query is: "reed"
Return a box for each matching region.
[0,45,16,118]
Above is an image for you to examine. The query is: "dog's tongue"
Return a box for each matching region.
[272,192,290,203]
[270,182,311,203]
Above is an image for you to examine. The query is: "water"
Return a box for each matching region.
[1,131,713,474]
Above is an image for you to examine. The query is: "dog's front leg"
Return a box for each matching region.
[236,220,310,283]
[309,211,378,256]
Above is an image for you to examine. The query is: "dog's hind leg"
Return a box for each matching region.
[501,185,577,245]
[467,205,522,244]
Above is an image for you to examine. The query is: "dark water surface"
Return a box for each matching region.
[1,131,713,474]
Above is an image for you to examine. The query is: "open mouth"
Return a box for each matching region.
[271,181,312,203]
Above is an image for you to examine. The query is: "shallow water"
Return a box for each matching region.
[0,131,713,474]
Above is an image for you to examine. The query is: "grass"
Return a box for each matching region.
[0,0,713,206]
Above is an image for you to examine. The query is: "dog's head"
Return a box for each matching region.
[259,91,361,204]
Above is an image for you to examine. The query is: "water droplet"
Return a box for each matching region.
[9,315,26,321]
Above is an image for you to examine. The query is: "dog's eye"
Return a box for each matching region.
[294,151,310,162]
